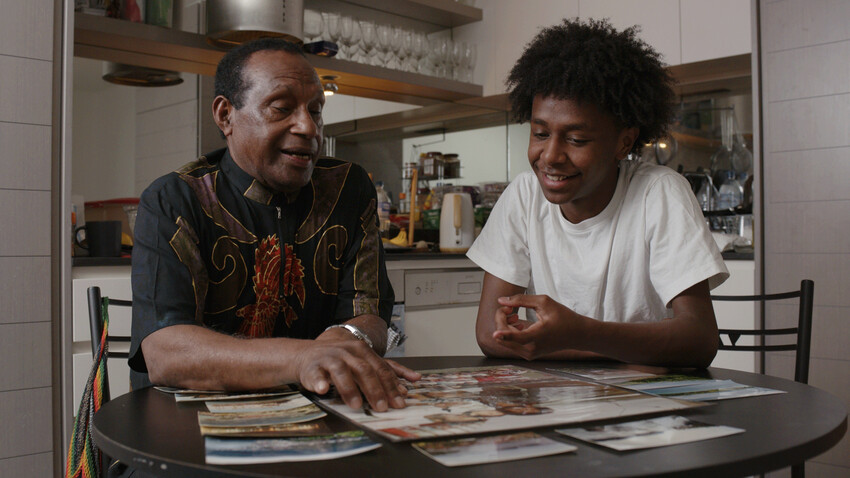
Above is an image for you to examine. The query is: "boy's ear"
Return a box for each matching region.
[618,127,639,159]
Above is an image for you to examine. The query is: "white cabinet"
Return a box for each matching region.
[453,0,752,97]
[711,260,756,372]
[680,0,751,64]
[71,266,132,411]
[579,0,683,65]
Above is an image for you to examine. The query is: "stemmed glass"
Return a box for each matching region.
[376,23,393,68]
[388,26,404,70]
[338,15,354,61]
[302,9,323,44]
[323,12,342,56]
[358,21,380,66]
[410,32,427,73]
[461,43,477,82]
[398,29,413,72]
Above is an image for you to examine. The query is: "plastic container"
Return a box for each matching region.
[375,181,391,237]
[716,171,743,210]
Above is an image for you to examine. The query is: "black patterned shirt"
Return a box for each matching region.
[129,148,393,388]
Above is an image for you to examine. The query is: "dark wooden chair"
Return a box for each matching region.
[712,278,814,478]
[87,286,132,403]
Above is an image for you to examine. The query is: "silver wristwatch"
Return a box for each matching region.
[325,324,374,350]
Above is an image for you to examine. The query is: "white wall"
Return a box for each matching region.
[72,57,137,202]
[453,0,751,97]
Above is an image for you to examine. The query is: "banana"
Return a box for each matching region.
[388,229,408,246]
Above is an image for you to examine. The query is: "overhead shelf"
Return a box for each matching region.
[72,11,482,105]
[315,0,482,29]
[325,54,753,143]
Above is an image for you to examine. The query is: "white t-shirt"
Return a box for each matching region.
[467,160,728,323]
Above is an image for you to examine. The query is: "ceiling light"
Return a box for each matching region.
[323,82,339,96]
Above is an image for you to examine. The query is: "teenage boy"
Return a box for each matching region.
[467,19,728,368]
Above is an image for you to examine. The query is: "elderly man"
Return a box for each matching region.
[129,38,419,414]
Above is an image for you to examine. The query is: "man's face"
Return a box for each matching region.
[527,95,636,223]
[217,50,325,194]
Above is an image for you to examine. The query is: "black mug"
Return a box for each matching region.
[75,220,123,257]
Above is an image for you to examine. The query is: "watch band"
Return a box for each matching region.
[325,324,374,350]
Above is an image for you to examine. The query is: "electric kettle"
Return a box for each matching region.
[439,192,475,253]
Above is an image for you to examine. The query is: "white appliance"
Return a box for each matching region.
[439,192,474,253]
[400,268,484,356]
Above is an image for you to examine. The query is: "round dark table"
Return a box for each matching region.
[92,356,847,477]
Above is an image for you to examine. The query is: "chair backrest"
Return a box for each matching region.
[711,279,814,384]
[86,286,132,403]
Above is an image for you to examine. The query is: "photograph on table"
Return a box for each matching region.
[412,431,577,467]
[556,415,744,451]
[315,365,705,442]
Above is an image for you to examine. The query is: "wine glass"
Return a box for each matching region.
[410,32,427,73]
[302,9,323,43]
[338,15,354,61]
[389,26,404,70]
[376,23,393,67]
[323,12,342,55]
[358,20,379,66]
[461,43,477,82]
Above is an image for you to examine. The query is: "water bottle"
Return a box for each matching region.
[375,181,391,236]
[716,171,743,210]
[696,178,716,212]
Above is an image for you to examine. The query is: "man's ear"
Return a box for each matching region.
[618,127,639,160]
[212,95,233,137]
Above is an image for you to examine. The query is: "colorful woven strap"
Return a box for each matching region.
[65,298,110,478]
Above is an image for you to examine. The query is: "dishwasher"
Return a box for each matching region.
[387,268,485,357]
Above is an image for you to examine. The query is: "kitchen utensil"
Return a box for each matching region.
[439,192,474,253]
[206,0,304,49]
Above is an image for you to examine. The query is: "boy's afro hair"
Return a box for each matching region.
[506,18,676,155]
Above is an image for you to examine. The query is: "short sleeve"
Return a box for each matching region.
[644,173,729,305]
[129,177,207,375]
[467,175,532,288]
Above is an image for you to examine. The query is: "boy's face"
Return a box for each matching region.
[527,95,637,223]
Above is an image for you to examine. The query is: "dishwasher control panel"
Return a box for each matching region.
[404,269,485,308]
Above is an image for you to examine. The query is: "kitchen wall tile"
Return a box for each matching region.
[0,0,53,61]
[0,388,52,459]
[135,123,197,161]
[766,93,850,152]
[0,190,50,257]
[764,202,850,254]
[805,462,850,478]
[0,323,51,391]
[680,0,751,63]
[0,452,53,478]
[764,303,850,362]
[135,148,198,196]
[766,355,850,470]
[0,123,51,191]
[764,253,850,308]
[765,40,850,102]
[0,257,50,325]
[135,75,198,113]
[0,55,52,126]
[765,148,850,203]
[803,356,850,468]
[136,99,198,137]
[762,0,850,53]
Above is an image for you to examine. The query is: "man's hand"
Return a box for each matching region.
[295,335,420,412]
[492,293,589,360]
